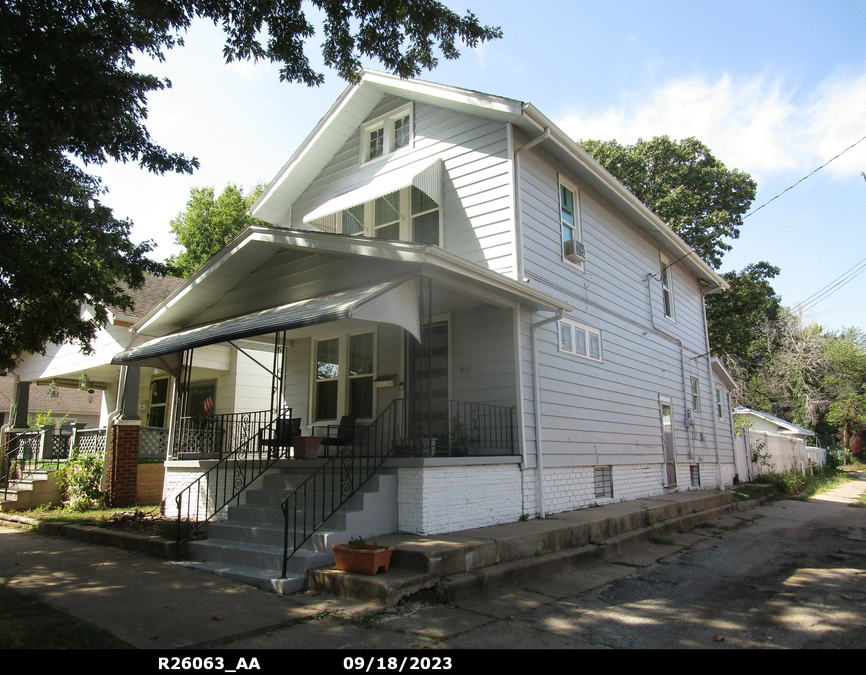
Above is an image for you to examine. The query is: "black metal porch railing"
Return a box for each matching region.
[0,429,66,501]
[173,410,273,459]
[279,397,516,577]
[173,409,291,556]
[280,398,407,578]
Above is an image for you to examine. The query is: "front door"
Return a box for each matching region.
[407,319,449,452]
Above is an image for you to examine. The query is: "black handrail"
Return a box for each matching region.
[278,397,515,577]
[174,408,291,557]
[280,398,408,578]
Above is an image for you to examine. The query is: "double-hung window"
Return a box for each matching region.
[659,253,675,319]
[558,318,602,362]
[361,104,413,164]
[691,377,701,412]
[313,331,377,422]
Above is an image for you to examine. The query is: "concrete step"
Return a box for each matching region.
[176,560,306,595]
[305,489,750,605]
[187,539,333,575]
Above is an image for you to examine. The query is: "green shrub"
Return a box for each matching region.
[54,451,104,511]
[826,445,846,470]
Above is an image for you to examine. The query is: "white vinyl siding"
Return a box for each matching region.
[292,95,515,275]
[516,133,718,470]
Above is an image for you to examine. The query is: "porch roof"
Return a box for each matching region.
[111,277,421,371]
[132,226,571,338]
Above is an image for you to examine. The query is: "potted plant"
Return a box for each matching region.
[332,536,395,575]
[449,417,470,457]
[390,435,414,458]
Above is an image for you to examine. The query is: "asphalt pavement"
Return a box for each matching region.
[1,474,864,651]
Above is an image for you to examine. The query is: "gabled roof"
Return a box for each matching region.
[733,407,816,437]
[250,70,727,292]
[110,273,185,325]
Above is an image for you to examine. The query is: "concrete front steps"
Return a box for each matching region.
[0,471,61,512]
[306,488,771,606]
[183,467,398,594]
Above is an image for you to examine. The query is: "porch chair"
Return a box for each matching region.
[312,416,357,456]
[259,417,302,459]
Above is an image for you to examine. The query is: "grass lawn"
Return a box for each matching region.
[0,582,132,649]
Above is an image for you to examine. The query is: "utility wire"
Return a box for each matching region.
[743,134,866,220]
[662,134,866,274]
[799,256,866,311]
[738,203,866,240]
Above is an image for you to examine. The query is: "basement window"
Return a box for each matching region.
[690,465,701,487]
[594,466,613,499]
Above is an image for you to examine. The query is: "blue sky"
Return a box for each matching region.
[90,0,866,332]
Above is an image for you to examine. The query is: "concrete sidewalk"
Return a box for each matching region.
[0,483,810,649]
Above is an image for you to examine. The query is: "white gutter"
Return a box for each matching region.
[530,308,566,518]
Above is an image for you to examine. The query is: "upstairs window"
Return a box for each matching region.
[691,377,701,412]
[659,253,675,319]
[361,104,413,164]
[314,186,440,245]
[560,178,585,267]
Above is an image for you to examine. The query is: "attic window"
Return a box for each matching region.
[361,103,413,163]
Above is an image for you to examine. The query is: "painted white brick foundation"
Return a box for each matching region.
[163,463,276,521]
[397,464,523,535]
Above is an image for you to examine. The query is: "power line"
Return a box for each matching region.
[663,133,866,274]
[799,256,866,312]
[738,203,866,240]
[744,134,866,220]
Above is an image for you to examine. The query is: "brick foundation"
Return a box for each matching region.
[105,422,140,507]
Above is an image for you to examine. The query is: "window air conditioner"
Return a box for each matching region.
[563,239,587,263]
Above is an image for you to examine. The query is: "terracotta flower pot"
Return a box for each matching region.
[332,543,395,575]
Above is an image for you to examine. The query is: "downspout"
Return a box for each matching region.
[531,308,565,518]
[700,292,723,488]
[512,126,550,281]
[101,365,128,493]
[644,274,694,473]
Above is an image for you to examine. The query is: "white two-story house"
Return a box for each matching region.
[103,71,736,587]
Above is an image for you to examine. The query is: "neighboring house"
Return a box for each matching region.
[0,375,101,429]
[733,407,816,442]
[16,72,738,589]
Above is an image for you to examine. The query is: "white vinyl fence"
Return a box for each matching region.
[735,429,826,481]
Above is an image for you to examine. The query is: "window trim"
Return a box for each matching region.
[559,177,584,269]
[360,103,414,165]
[659,252,675,321]
[558,318,602,363]
[311,329,378,424]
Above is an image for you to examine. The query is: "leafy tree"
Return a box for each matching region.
[167,184,267,277]
[822,329,866,448]
[706,262,781,393]
[0,1,501,370]
[580,136,757,269]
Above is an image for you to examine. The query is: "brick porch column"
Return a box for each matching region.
[105,366,142,507]
[105,420,140,507]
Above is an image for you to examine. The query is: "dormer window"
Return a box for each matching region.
[361,103,413,163]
